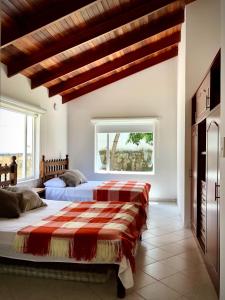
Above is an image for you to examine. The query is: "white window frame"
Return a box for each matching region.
[0,96,46,182]
[92,117,158,175]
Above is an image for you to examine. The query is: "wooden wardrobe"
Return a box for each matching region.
[191,50,221,293]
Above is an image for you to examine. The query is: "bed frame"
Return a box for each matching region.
[40,154,69,184]
[0,257,124,297]
[0,156,17,187]
[0,155,126,298]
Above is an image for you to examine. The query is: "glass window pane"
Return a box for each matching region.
[26,115,34,178]
[0,109,26,179]
[109,132,154,172]
[96,133,107,171]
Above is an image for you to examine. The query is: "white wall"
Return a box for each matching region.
[68,58,177,201]
[178,0,221,226]
[0,63,68,161]
[177,22,186,224]
[186,0,221,100]
[220,0,225,299]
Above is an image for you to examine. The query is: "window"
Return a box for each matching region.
[0,96,45,181]
[93,118,156,174]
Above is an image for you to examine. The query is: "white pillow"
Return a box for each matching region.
[44,177,66,188]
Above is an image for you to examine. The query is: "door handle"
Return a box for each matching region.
[215,182,220,201]
[204,88,210,109]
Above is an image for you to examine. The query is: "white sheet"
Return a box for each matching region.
[45,181,103,201]
[0,199,133,288]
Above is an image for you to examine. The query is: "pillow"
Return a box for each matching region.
[0,189,22,218]
[6,186,47,212]
[65,169,87,184]
[44,177,66,188]
[59,172,80,187]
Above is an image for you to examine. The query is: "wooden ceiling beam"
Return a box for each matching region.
[1,0,98,48]
[31,9,184,88]
[62,45,178,103]
[185,0,197,4]
[49,31,181,97]
[7,0,179,77]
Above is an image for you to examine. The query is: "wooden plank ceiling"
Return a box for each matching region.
[0,0,193,103]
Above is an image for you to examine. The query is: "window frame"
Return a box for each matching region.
[92,118,157,175]
[0,96,46,182]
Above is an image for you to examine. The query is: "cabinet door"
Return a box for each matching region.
[191,126,198,233]
[206,107,220,274]
[196,72,210,122]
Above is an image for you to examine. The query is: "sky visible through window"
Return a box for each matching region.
[98,132,152,151]
[0,109,32,154]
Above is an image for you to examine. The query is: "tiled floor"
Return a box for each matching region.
[0,202,218,300]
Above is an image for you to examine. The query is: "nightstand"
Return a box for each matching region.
[32,187,46,199]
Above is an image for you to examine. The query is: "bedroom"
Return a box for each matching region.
[0,0,225,299]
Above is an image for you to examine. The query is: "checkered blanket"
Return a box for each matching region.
[15,202,146,271]
[93,180,151,207]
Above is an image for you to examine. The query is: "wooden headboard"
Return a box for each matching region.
[0,156,17,188]
[40,155,69,183]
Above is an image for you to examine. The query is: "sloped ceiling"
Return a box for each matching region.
[0,0,195,103]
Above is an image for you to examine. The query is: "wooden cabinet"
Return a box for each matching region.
[193,50,221,125]
[206,107,220,288]
[191,50,220,294]
[191,126,198,234]
[196,72,210,122]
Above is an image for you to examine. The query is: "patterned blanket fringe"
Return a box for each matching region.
[50,238,70,257]
[14,234,29,253]
[14,235,122,262]
[95,240,121,262]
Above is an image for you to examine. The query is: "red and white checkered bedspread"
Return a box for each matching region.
[15,201,146,270]
[93,180,151,207]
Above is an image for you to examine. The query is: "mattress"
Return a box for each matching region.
[0,200,133,288]
[45,181,103,201]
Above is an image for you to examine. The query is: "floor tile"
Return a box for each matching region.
[136,252,157,266]
[140,241,158,250]
[159,243,187,256]
[143,261,178,280]
[177,250,204,264]
[147,228,172,236]
[137,281,181,300]
[133,270,157,289]
[160,255,203,272]
[180,268,212,285]
[125,292,146,300]
[145,248,174,261]
[161,272,202,295]
[184,282,218,300]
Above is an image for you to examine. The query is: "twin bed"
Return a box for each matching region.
[40,155,150,207]
[0,156,150,298]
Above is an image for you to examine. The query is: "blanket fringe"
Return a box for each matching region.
[95,240,121,262]
[14,235,28,252]
[49,238,70,257]
[14,235,122,262]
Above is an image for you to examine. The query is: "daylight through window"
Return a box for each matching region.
[94,118,156,174]
[0,108,36,180]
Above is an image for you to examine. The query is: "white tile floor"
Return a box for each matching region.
[0,202,218,300]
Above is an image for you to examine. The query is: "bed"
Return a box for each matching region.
[40,155,151,207]
[0,156,147,298]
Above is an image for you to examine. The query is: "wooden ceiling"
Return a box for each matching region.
[0,0,194,103]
